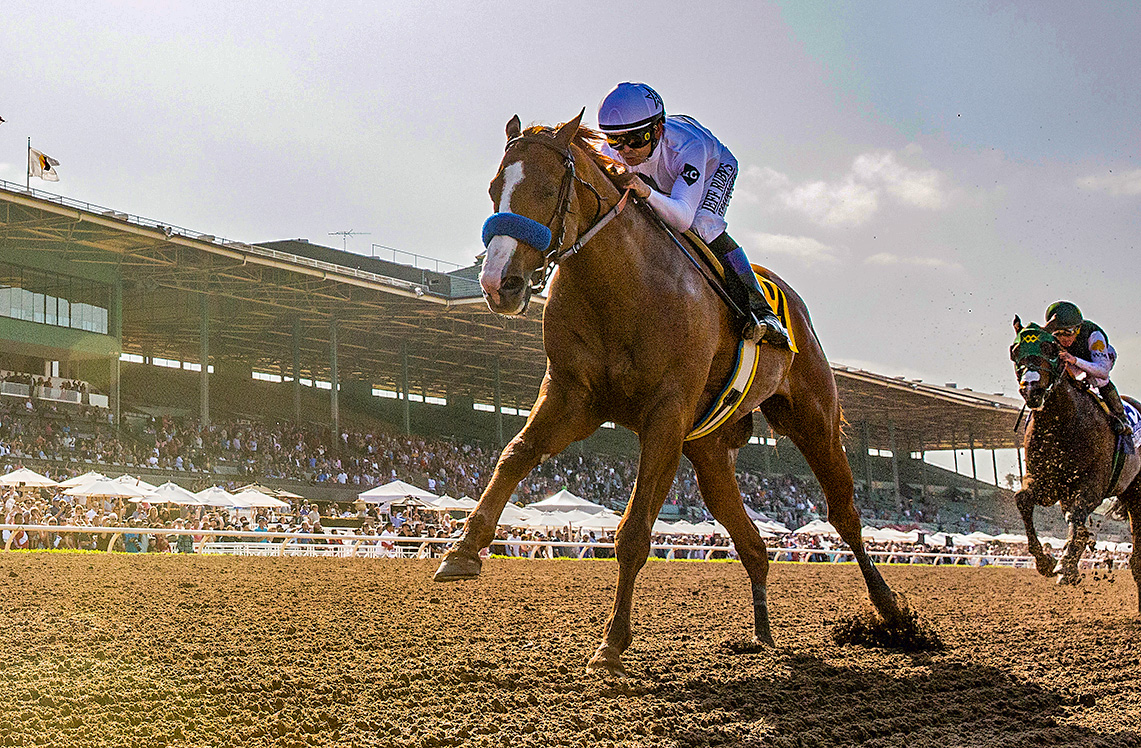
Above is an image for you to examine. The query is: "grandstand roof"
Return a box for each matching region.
[0,181,1022,452]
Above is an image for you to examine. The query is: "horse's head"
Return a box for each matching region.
[1010,316,1064,410]
[479,111,586,315]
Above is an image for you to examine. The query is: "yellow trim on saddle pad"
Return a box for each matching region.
[685,338,760,441]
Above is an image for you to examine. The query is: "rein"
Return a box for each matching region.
[482,134,630,293]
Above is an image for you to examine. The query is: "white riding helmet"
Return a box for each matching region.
[597,82,665,133]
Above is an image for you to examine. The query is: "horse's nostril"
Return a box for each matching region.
[501,275,524,295]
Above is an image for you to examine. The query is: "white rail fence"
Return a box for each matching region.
[0,524,1113,569]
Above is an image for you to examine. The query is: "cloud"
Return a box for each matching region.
[864,252,962,271]
[1076,169,1141,196]
[737,148,947,226]
[747,232,844,266]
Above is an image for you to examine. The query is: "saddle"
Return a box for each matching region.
[1077,380,1140,492]
[677,228,799,354]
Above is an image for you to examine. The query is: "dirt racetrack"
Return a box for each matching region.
[1,554,1140,748]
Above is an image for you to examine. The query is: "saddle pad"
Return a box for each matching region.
[681,229,798,354]
[1125,401,1141,449]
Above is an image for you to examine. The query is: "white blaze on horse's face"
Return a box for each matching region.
[481,161,525,312]
[1020,370,1041,385]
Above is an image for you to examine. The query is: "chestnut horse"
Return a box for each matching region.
[435,112,906,674]
[1011,318,1141,600]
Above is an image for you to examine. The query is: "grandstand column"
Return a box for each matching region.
[969,430,978,501]
[992,449,999,487]
[401,341,411,434]
[860,421,873,497]
[200,292,209,425]
[918,436,929,500]
[330,316,339,439]
[888,420,901,504]
[494,357,503,447]
[292,317,301,421]
[110,278,122,427]
[1017,446,1024,482]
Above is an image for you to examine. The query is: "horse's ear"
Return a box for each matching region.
[506,115,521,142]
[1013,315,1023,333]
[553,108,585,148]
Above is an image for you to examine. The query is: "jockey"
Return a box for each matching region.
[1044,300,1131,438]
[597,82,789,348]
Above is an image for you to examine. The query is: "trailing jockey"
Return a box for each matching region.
[1044,300,1132,447]
[597,82,790,348]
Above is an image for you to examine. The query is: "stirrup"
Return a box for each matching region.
[743,314,789,348]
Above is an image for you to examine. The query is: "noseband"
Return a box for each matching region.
[482,134,629,293]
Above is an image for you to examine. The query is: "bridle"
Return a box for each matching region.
[1011,329,1065,405]
[482,133,630,293]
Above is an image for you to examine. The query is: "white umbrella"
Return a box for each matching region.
[0,467,58,488]
[431,495,478,512]
[194,486,237,507]
[792,519,840,537]
[64,478,151,499]
[357,479,438,504]
[992,532,1028,544]
[528,489,609,515]
[496,503,533,526]
[57,471,107,489]
[667,520,703,535]
[651,518,675,535]
[756,519,791,535]
[114,474,160,493]
[148,482,202,506]
[573,513,621,532]
[232,488,289,508]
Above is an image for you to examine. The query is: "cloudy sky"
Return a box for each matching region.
[3,0,1139,409]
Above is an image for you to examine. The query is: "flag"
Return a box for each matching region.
[28,148,59,182]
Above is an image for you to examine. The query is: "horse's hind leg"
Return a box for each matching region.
[683,418,776,645]
[435,379,598,581]
[762,395,906,626]
[1057,491,1103,585]
[1015,488,1058,576]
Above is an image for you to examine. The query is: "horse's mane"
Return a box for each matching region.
[522,123,625,186]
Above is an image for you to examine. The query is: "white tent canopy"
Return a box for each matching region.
[64,478,151,499]
[528,489,609,515]
[357,480,439,504]
[496,503,533,526]
[57,471,107,489]
[195,486,237,507]
[793,519,840,537]
[114,474,160,493]
[148,482,201,506]
[232,488,290,509]
[0,467,58,488]
[431,495,478,512]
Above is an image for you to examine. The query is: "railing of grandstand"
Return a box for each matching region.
[0,380,106,408]
[0,524,1106,569]
[370,244,461,273]
[0,179,438,297]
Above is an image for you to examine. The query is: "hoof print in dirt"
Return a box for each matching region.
[831,608,945,652]
[721,638,768,655]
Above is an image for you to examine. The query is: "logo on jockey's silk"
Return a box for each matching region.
[681,164,700,186]
[1092,339,1106,352]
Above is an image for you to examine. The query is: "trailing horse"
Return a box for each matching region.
[1010,317,1141,602]
[435,112,907,674]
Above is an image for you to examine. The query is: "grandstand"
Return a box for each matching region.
[0,179,1027,525]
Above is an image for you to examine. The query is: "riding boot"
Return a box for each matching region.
[707,233,790,348]
[1100,381,1133,440]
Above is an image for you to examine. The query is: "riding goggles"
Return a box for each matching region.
[606,127,654,151]
[1053,325,1080,337]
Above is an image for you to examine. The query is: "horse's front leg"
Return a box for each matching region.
[587,408,687,676]
[1056,494,1102,585]
[1015,488,1057,577]
[434,377,599,582]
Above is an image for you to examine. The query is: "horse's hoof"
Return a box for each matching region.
[586,644,627,677]
[433,551,482,582]
[1056,571,1082,586]
[1036,558,1058,577]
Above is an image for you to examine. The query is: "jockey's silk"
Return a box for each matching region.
[602,115,736,243]
[1063,320,1115,386]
